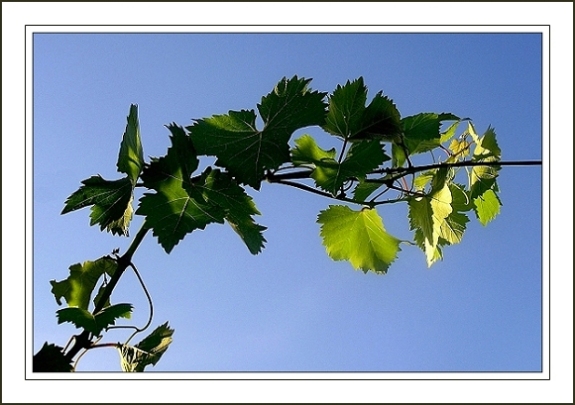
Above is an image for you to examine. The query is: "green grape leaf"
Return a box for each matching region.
[50,256,117,310]
[439,184,471,245]
[352,176,389,202]
[95,303,133,326]
[408,176,453,267]
[56,307,98,334]
[117,104,145,184]
[317,205,401,274]
[141,124,198,190]
[118,322,174,372]
[61,105,144,236]
[93,282,111,309]
[447,138,472,161]
[473,188,502,226]
[468,124,502,225]
[323,77,367,138]
[137,126,225,253]
[61,175,134,236]
[439,120,463,144]
[197,168,267,254]
[33,343,73,372]
[56,303,133,336]
[323,77,402,142]
[189,76,327,189]
[402,112,460,156]
[292,134,388,195]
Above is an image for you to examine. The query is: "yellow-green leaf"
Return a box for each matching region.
[317,205,401,274]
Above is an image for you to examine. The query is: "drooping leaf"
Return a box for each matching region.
[439,120,463,144]
[137,125,225,253]
[61,105,144,236]
[196,168,267,254]
[408,171,453,267]
[323,77,402,142]
[117,104,145,184]
[473,188,502,226]
[439,184,472,245]
[189,76,327,189]
[61,175,134,236]
[317,205,401,274]
[292,134,388,195]
[439,210,469,246]
[118,322,174,372]
[50,256,117,310]
[468,124,502,224]
[33,343,73,372]
[93,282,111,309]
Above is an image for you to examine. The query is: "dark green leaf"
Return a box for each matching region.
[95,303,133,328]
[402,112,460,155]
[353,91,402,141]
[141,124,198,190]
[50,256,117,310]
[61,104,144,236]
[61,175,134,236]
[197,168,267,254]
[33,343,73,372]
[323,77,368,138]
[56,304,133,336]
[189,76,327,189]
[56,307,99,334]
[352,177,388,202]
[323,77,402,142]
[137,128,224,253]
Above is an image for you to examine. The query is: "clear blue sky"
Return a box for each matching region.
[32,31,543,374]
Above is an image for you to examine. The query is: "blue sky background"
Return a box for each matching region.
[31,31,545,374]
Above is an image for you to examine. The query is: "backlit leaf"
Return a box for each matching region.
[61,175,133,236]
[50,256,117,310]
[473,188,502,226]
[317,205,401,274]
[292,134,387,195]
[469,124,502,224]
[117,104,145,184]
[118,322,174,372]
[408,176,453,267]
[62,105,144,236]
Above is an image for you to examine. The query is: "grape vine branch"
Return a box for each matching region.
[33,76,541,372]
